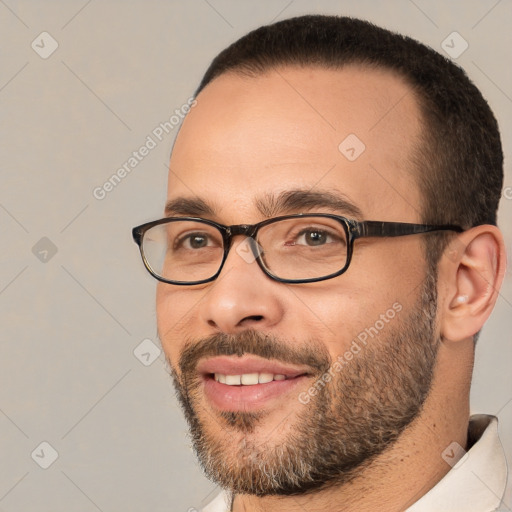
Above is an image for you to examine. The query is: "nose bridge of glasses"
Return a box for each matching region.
[224,224,262,261]
[227,224,256,238]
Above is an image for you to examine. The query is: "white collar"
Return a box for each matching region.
[407,414,507,512]
[202,414,507,512]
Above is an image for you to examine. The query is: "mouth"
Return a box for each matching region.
[197,356,313,412]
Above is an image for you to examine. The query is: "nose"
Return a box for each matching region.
[197,237,285,334]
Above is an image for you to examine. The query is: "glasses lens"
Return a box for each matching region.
[142,220,224,283]
[257,216,348,280]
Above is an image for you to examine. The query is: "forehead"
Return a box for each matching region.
[167,65,424,222]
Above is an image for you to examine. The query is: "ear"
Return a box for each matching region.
[438,225,507,343]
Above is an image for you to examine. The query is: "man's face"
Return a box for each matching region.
[157,66,440,494]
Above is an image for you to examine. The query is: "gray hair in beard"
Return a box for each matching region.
[168,269,439,497]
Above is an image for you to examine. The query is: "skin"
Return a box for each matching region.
[156,66,506,511]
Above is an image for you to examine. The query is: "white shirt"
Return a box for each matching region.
[201,415,508,512]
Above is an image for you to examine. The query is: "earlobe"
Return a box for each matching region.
[440,225,507,343]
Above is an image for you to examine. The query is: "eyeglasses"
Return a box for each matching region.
[132,214,463,285]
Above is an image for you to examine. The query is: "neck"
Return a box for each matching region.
[232,341,472,512]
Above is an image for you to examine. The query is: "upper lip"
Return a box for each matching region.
[196,355,312,378]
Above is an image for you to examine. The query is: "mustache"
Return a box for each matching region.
[178,329,331,378]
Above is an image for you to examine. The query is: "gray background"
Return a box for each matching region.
[1,1,511,511]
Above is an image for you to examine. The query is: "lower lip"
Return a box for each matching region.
[203,375,309,412]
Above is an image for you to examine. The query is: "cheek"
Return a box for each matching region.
[156,285,197,363]
[355,238,426,288]
[287,271,413,360]
[283,284,368,359]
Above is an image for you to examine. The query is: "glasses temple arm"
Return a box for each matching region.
[352,221,463,239]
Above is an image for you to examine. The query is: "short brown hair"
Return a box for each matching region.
[195,15,503,265]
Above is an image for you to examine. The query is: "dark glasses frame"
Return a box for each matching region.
[132,214,463,285]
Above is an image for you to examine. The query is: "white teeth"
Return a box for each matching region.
[213,372,290,386]
[241,373,259,385]
[258,373,274,384]
[225,374,241,385]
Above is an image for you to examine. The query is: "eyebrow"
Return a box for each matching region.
[165,196,216,217]
[255,189,364,219]
[164,189,364,220]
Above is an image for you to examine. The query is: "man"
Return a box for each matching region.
[132,15,508,512]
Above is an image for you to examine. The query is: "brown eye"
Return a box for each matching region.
[187,234,209,249]
[300,230,330,246]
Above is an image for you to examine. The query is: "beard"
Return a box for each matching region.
[166,270,439,497]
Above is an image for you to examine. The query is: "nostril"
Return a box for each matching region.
[237,315,265,328]
[244,315,264,322]
[207,315,264,330]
